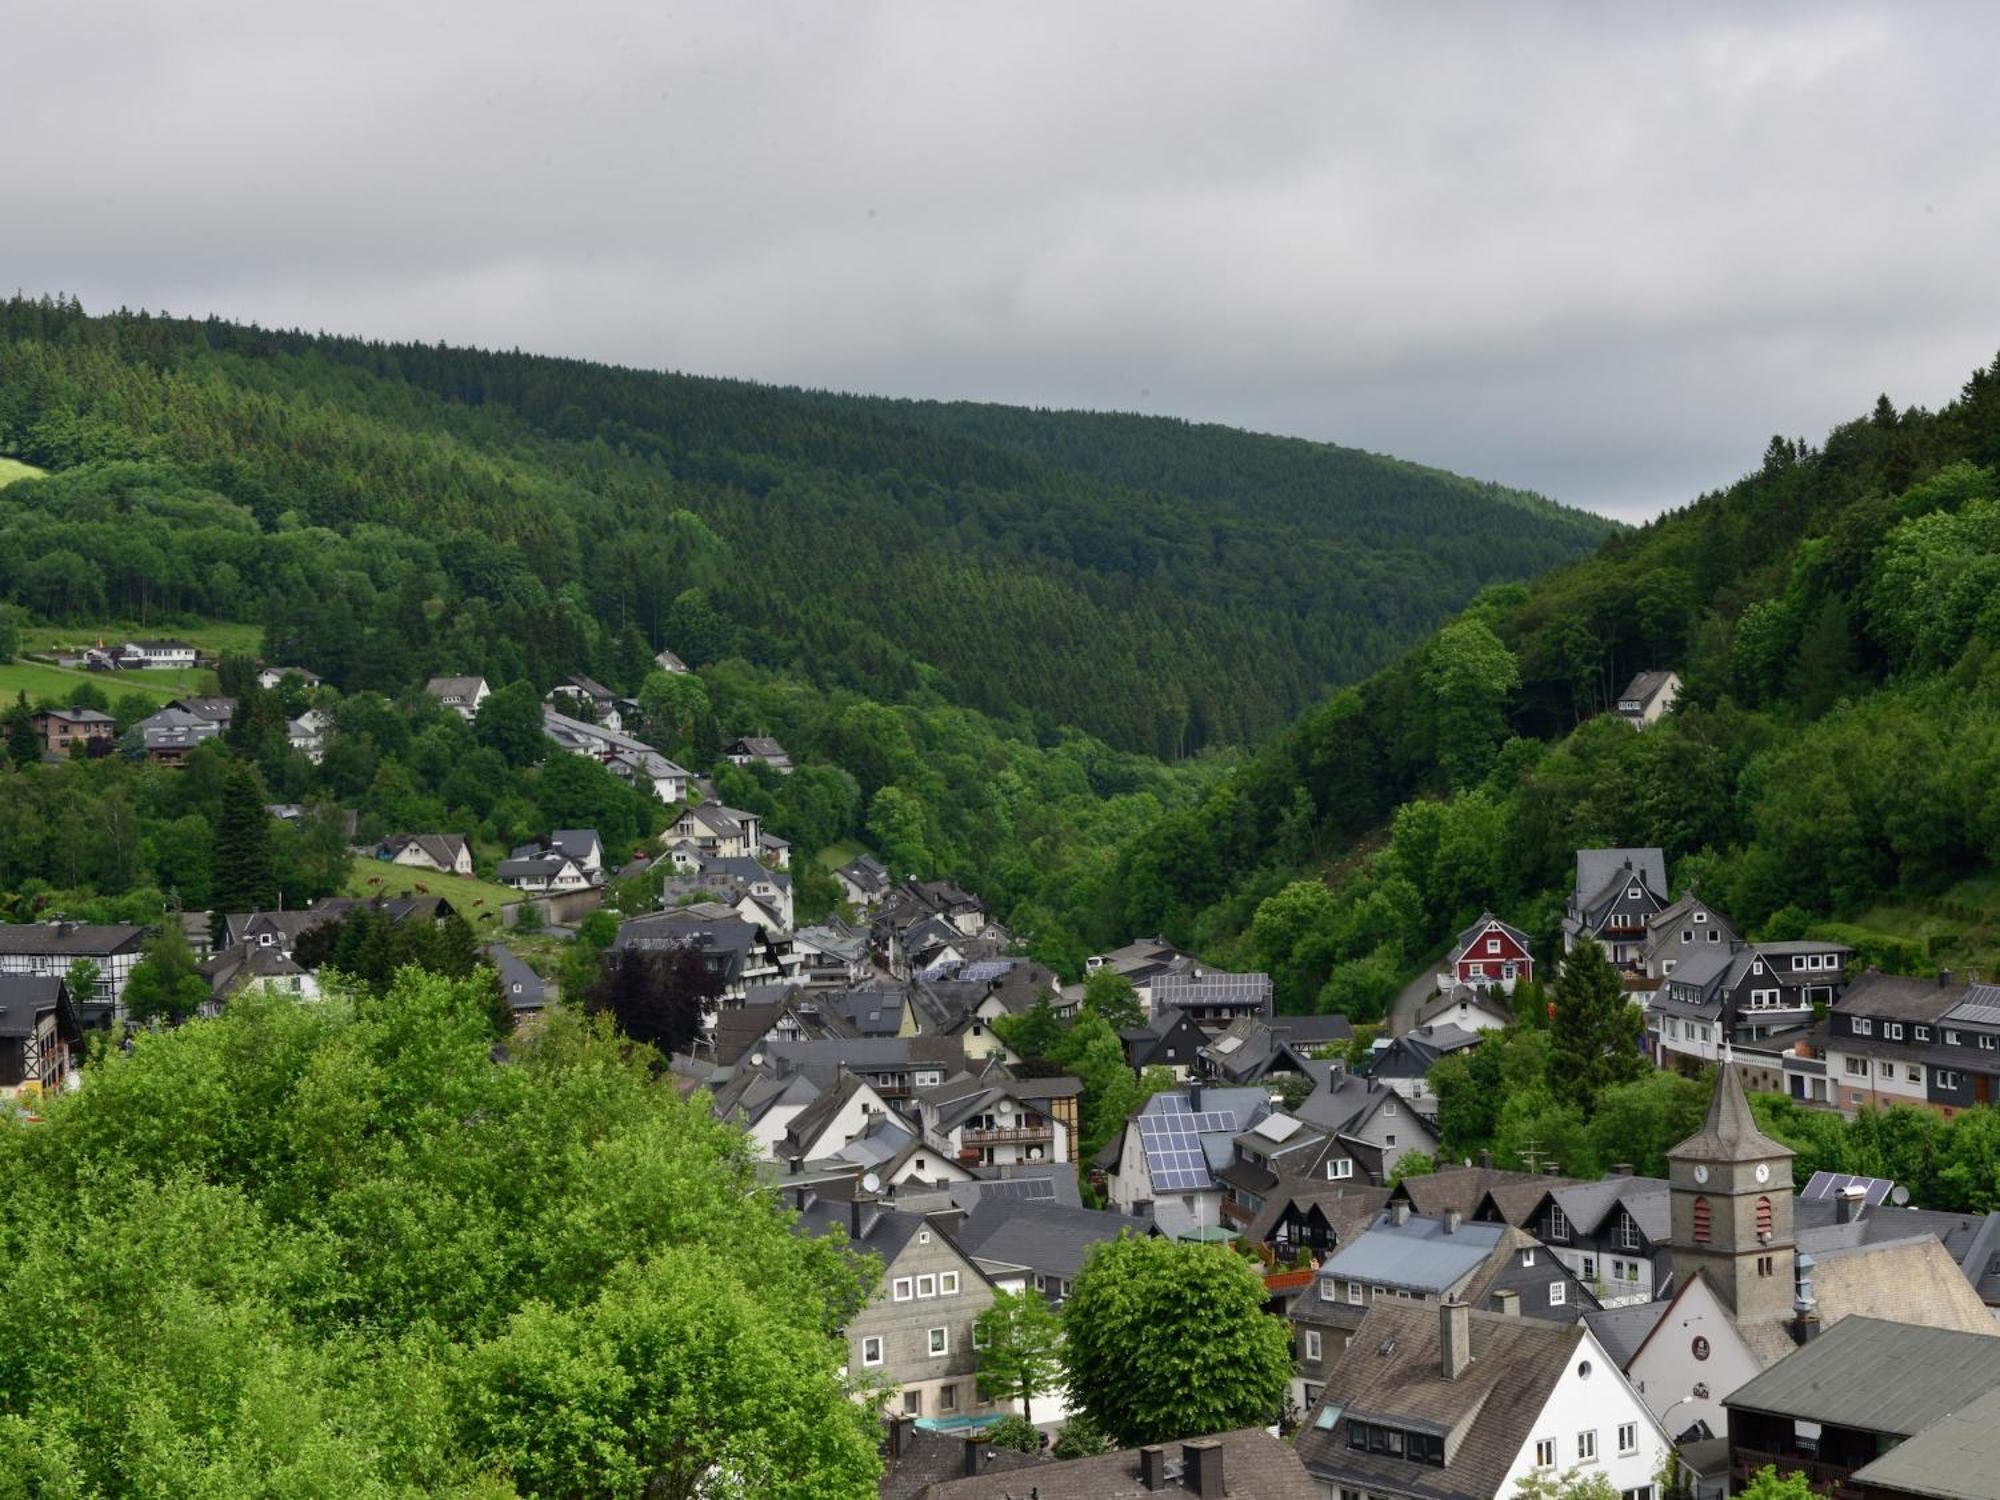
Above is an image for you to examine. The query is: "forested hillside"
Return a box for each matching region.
[0,296,1610,757]
[1115,357,2000,1017]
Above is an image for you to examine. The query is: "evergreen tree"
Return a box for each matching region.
[210,760,277,918]
[1548,940,1646,1113]
[586,946,723,1059]
[6,692,38,767]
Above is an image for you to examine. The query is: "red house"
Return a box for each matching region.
[1437,913,1533,994]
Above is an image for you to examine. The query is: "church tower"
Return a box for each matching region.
[1666,1057,1795,1322]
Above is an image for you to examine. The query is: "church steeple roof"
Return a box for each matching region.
[1667,1059,1792,1165]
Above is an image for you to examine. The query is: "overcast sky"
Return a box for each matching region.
[8,2,2000,519]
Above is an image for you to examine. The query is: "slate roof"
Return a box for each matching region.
[0,922,149,961]
[1324,1213,1506,1295]
[789,1191,928,1268]
[1851,1382,2000,1500]
[1544,1175,1671,1241]
[1444,912,1533,966]
[953,1199,1141,1284]
[1618,670,1678,710]
[1584,1299,1669,1368]
[1296,1303,1582,1500]
[1725,1315,2000,1433]
[1746,1235,2000,1363]
[381,832,469,870]
[920,1428,1318,1499]
[1415,988,1514,1030]
[0,975,69,1037]
[1668,1061,1791,1166]
[485,944,547,1012]
[1836,969,1970,1024]
[836,854,891,896]
[1574,847,1668,909]
[1391,1165,1581,1228]
[1245,1176,1390,1247]
[881,1425,1048,1500]
[1271,1013,1356,1046]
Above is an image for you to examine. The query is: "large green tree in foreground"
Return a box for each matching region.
[1060,1235,1291,1446]
[0,975,879,1497]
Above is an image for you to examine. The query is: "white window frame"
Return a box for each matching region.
[1844,1056,1868,1078]
[1618,1422,1637,1456]
[1578,1429,1597,1463]
[892,1277,914,1302]
[1550,1281,1567,1306]
[1328,1158,1354,1180]
[1853,1018,1873,1036]
[1320,1277,1338,1302]
[927,1327,949,1358]
[1886,1022,1904,1040]
[861,1335,884,1367]
[1521,1248,1537,1267]
[1536,1439,1556,1468]
[1547,1205,1571,1241]
[1305,1329,1323,1361]
[1346,1281,1364,1305]
[1487,938,1502,955]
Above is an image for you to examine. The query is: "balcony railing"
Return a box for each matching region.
[1731,1446,1859,1498]
[960,1123,1053,1146]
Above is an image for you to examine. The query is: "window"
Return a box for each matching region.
[1487,938,1503,954]
[1385,1134,1397,1147]
[1328,1158,1354,1180]
[1548,1205,1572,1241]
[1879,1061,1895,1078]
[939,1384,957,1411]
[1382,1102,1398,1116]
[1940,1070,1963,1089]
[1757,1254,1775,1277]
[1886,1022,1904,1040]
[927,1327,949,1357]
[1536,1439,1557,1468]
[1347,1281,1364,1305]
[1618,1423,1638,1456]
[861,1336,884,1367]
[1692,1196,1712,1244]
[1709,928,1721,943]
[1617,1213,1642,1251]
[1681,930,1692,945]
[1623,1490,1656,1500]
[940,1272,959,1296]
[1854,1018,1874,1036]
[1946,1030,1962,1046]
[1982,1035,1997,1052]
[1580,1254,1596,1280]
[1756,1196,1774,1237]
[892,1278,913,1302]
[1305,1330,1323,1361]
[916,1275,936,1298]
[1520,1248,1537,1267]
[903,1390,922,1415]
[1692,1335,1710,1361]
[1907,1065,1924,1084]
[1320,1278,1338,1302]
[918,1230,932,1245]
[1578,1430,1597,1463]
[1916,1026,1931,1042]
[1750,989,1779,1010]
[1550,1281,1567,1306]
[1467,963,1486,978]
[1666,1018,1680,1039]
[972,1322,988,1350]
[1844,1056,1868,1077]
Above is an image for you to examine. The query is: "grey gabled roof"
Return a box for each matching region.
[1575,847,1668,908]
[1724,1315,2000,1434]
[1618,670,1677,708]
[953,1200,1142,1283]
[1584,1299,1668,1368]
[1851,1382,2000,1500]
[0,975,69,1037]
[1320,1214,1505,1294]
[0,922,149,958]
[921,1428,1318,1500]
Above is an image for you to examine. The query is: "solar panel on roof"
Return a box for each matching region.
[1801,1170,1896,1207]
[959,960,1013,983]
[1253,1113,1303,1143]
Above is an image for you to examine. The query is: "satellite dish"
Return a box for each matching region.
[1890,1185,1911,1207]
[1029,1147,1044,1162]
[750,1051,765,1068]
[861,1171,882,1195]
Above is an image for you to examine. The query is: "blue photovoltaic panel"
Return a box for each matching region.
[1801,1171,1895,1207]
[958,960,1013,983]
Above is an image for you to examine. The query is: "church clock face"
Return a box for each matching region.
[1693,1165,1710,1185]
[1755,1163,1771,1184]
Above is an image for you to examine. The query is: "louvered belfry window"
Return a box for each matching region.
[1692,1196,1712,1243]
[1756,1196,1773,1238]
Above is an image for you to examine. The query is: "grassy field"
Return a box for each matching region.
[0,659,199,708]
[20,620,265,658]
[340,858,521,935]
[0,458,46,488]
[815,839,864,871]
[1824,875,2000,977]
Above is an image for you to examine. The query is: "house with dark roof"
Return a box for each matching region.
[915,1074,1082,1168]
[1198,1015,1323,1086]
[1362,1023,1484,1111]
[1245,1179,1389,1262]
[879,1417,1049,1499]
[1436,913,1534,996]
[1564,847,1670,968]
[1640,893,1739,979]
[113,638,197,670]
[834,853,892,911]
[613,905,803,1001]
[1725,1316,2000,1497]
[375,832,472,878]
[1647,938,1853,1072]
[1148,969,1274,1034]
[1820,971,2000,1118]
[135,704,223,764]
[200,941,319,1007]
[1415,986,1514,1035]
[1519,1171,1673,1308]
[486,944,549,1016]
[664,802,763,859]
[1099,1085,1274,1240]
[1616,669,1682,728]
[788,1192,998,1424]
[1293,1072,1439,1183]
[1119,1006,1209,1077]
[1851,1382,2000,1500]
[0,976,81,1093]
[919,1428,1319,1499]
[1296,1298,1669,1500]
[952,1197,1143,1303]
[724,735,793,773]
[543,674,628,731]
[0,921,148,1017]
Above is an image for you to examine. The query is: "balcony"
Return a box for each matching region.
[1731,1446,1860,1499]
[960,1123,1053,1146]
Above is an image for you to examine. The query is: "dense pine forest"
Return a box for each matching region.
[0,296,1610,758]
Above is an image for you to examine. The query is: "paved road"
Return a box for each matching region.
[1386,948,1449,1037]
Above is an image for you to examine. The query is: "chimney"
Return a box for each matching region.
[1139,1445,1169,1491]
[1836,1183,1866,1225]
[1182,1439,1226,1498]
[1391,1201,1412,1227]
[1610,1162,1634,1177]
[1493,1289,1520,1317]
[886,1413,916,1461]
[1441,1297,1472,1380]
[1939,970,1955,988]
[1444,1208,1463,1235]
[1477,1148,1493,1170]
[1791,1252,1820,1345]
[849,1197,873,1240]
[962,1436,991,1476]
[1189,1082,1203,1113]
[1542,1162,1561,1176]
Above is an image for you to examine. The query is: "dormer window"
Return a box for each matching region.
[1627,886,1641,899]
[1486,938,1502,955]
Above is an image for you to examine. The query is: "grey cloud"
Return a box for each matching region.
[6,0,1999,519]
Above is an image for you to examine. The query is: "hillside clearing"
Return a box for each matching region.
[0,660,195,708]
[0,457,45,487]
[21,620,265,658]
[340,858,520,935]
